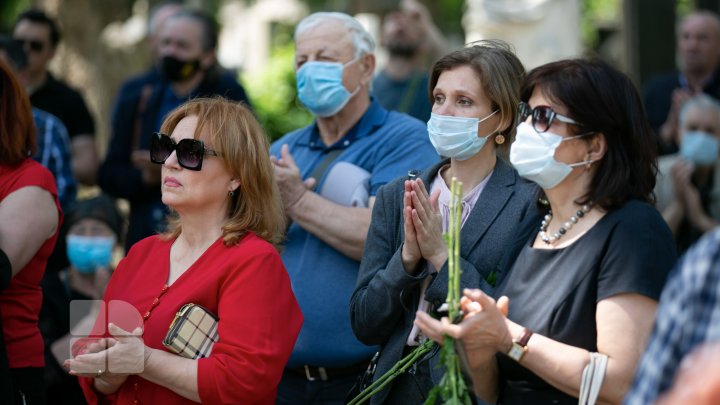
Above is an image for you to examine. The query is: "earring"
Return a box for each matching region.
[228,190,235,198]
[495,134,505,145]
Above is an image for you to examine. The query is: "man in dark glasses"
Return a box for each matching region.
[98,9,251,250]
[12,9,98,187]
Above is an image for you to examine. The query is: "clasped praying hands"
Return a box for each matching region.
[64,323,147,383]
[401,178,447,274]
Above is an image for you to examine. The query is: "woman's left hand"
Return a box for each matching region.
[408,178,446,270]
[415,289,513,370]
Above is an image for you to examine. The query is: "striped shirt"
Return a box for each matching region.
[32,108,76,208]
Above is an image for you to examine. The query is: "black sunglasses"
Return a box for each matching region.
[150,132,220,171]
[15,38,45,53]
[519,101,585,133]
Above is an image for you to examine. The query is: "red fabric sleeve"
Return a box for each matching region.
[197,242,303,404]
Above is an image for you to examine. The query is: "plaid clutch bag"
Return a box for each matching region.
[162,303,219,359]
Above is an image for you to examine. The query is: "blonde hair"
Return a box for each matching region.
[159,97,286,249]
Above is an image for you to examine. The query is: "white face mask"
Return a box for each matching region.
[427,110,499,160]
[510,122,595,189]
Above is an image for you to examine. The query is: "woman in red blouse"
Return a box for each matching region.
[66,98,304,404]
[0,59,62,404]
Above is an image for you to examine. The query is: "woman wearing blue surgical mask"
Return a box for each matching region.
[415,59,677,405]
[41,194,124,404]
[350,40,539,403]
[655,94,720,253]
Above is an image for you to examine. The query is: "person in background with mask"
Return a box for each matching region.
[42,194,123,405]
[270,11,438,404]
[654,94,720,253]
[350,41,538,403]
[99,8,251,250]
[415,58,677,405]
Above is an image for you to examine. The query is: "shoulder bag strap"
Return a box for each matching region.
[307,148,344,191]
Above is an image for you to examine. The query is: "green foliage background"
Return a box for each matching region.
[241,25,313,142]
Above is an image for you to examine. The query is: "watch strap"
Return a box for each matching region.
[515,327,533,347]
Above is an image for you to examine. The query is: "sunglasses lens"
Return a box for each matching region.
[176,139,204,170]
[150,133,173,164]
[533,107,554,132]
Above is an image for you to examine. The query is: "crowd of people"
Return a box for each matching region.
[1,1,720,404]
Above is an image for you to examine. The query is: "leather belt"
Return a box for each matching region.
[288,359,371,381]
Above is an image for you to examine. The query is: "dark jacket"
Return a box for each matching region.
[98,66,251,249]
[349,158,539,404]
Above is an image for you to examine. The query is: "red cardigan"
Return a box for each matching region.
[79,233,303,404]
[0,159,60,368]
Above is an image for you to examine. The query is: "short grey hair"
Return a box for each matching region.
[679,93,720,128]
[294,12,375,58]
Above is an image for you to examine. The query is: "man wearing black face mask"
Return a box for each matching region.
[99,9,251,250]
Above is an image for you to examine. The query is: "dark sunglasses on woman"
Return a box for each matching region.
[150,132,220,171]
[518,101,586,133]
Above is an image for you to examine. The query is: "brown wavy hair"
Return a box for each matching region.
[0,58,36,166]
[159,97,286,249]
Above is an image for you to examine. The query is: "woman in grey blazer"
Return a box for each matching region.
[350,40,539,404]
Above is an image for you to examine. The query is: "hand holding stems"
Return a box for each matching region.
[270,144,316,213]
[401,178,445,274]
[414,289,512,371]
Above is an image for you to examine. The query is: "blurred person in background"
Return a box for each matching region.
[655,94,720,253]
[13,9,98,186]
[644,10,720,155]
[41,194,124,405]
[0,35,76,210]
[372,0,448,122]
[0,57,62,405]
[67,98,302,403]
[99,9,252,250]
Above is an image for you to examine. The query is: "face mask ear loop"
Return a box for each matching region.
[477,110,501,140]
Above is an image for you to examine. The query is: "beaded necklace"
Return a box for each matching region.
[539,204,592,245]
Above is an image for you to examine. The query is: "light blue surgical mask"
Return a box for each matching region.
[427,110,499,161]
[681,131,720,165]
[66,235,115,274]
[296,59,360,117]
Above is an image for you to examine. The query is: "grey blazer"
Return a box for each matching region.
[350,158,539,404]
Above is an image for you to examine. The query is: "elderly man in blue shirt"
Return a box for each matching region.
[270,11,438,404]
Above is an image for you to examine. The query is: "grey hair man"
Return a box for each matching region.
[270,11,438,404]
